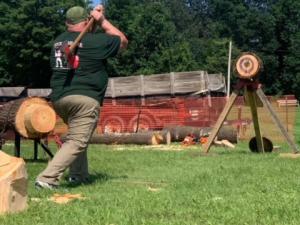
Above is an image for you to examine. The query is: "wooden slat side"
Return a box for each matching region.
[103,71,225,98]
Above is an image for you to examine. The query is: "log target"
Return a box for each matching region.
[204,52,299,153]
[235,53,262,79]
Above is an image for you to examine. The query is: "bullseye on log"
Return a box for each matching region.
[0,151,27,214]
[234,52,262,79]
[0,97,56,139]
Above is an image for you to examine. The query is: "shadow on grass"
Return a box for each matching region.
[188,149,251,158]
[62,172,129,188]
[25,158,50,163]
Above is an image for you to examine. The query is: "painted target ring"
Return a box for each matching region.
[235,53,262,79]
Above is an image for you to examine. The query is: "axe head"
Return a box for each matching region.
[61,41,80,69]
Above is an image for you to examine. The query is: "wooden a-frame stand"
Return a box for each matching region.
[203,80,299,153]
[14,131,54,160]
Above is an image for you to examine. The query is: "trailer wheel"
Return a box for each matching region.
[129,114,155,132]
[101,116,125,133]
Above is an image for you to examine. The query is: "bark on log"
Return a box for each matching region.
[0,151,27,214]
[88,131,171,145]
[0,97,56,139]
[163,125,237,143]
[217,126,238,143]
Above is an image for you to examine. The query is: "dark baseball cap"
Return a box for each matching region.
[66,6,88,24]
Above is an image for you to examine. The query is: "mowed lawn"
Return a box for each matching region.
[1,109,300,225]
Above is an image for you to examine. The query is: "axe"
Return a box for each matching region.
[63,17,95,69]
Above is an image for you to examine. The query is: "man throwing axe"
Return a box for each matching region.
[36,5,128,189]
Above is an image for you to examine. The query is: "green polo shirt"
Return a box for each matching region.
[50,31,120,104]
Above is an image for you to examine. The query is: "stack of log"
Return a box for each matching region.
[0,151,27,214]
[84,125,236,146]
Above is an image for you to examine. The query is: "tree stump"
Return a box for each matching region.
[0,151,27,214]
[0,97,56,139]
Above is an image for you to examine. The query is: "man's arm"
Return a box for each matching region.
[100,19,128,50]
[91,5,128,50]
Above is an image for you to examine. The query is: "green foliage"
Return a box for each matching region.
[106,0,199,76]
[0,0,299,99]
[181,0,299,98]
[271,0,300,97]
[0,0,90,87]
[190,38,241,75]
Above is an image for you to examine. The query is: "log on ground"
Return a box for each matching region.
[89,131,171,145]
[0,151,27,214]
[163,125,237,143]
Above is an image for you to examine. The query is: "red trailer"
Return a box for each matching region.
[97,96,228,134]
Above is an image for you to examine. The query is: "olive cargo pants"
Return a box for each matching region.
[37,95,100,185]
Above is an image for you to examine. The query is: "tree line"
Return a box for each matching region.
[0,0,299,98]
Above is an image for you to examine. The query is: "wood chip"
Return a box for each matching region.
[279,153,300,159]
[49,193,85,204]
[147,187,161,192]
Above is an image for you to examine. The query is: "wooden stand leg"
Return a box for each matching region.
[37,139,54,158]
[203,91,239,153]
[34,140,38,160]
[245,88,264,152]
[0,139,3,150]
[14,132,21,157]
[256,88,299,153]
[14,136,53,161]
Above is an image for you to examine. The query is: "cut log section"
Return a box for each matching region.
[88,131,171,145]
[163,125,237,143]
[0,151,27,214]
[234,53,262,79]
[0,97,56,139]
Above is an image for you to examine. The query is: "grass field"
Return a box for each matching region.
[0,109,300,225]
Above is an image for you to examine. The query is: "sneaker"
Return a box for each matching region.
[68,177,81,184]
[68,177,91,184]
[35,180,58,190]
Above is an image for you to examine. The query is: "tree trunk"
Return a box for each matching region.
[88,131,171,145]
[0,97,56,139]
[163,125,237,143]
[0,151,27,214]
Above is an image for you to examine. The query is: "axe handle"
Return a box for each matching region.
[69,17,95,54]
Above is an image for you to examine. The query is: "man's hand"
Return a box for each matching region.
[91,5,105,24]
[92,4,128,50]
